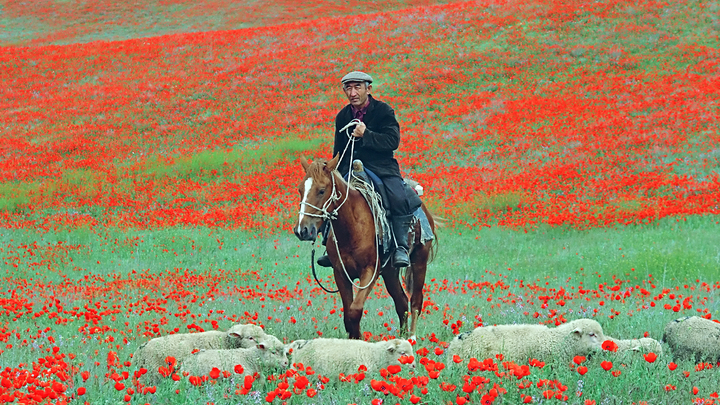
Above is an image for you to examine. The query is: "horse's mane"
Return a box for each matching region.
[307,161,350,187]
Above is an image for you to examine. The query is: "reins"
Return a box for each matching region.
[310,247,339,293]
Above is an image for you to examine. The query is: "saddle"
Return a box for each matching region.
[348,160,435,257]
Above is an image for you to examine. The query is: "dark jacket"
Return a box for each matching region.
[333,95,401,179]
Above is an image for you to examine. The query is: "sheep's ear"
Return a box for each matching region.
[571,328,583,337]
[228,332,242,339]
[256,343,266,350]
[387,341,398,353]
[300,157,310,172]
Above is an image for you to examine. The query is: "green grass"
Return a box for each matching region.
[1,217,719,403]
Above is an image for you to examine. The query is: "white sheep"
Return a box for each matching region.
[179,335,289,378]
[606,336,663,355]
[289,338,415,377]
[663,316,720,362]
[132,323,269,382]
[448,318,606,363]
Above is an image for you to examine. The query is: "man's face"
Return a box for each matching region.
[343,81,371,108]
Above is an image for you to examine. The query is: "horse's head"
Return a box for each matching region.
[294,154,340,241]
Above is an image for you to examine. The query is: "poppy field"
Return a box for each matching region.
[2,0,720,404]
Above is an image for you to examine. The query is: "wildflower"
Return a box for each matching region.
[387,365,401,374]
[643,352,657,363]
[601,340,618,352]
[600,361,613,371]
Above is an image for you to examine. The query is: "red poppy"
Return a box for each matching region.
[601,340,619,352]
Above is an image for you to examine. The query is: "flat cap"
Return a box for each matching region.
[341,71,373,84]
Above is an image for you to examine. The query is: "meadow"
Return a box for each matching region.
[1,0,720,404]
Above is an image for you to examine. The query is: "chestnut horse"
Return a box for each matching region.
[294,154,436,339]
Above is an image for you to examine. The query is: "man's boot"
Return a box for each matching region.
[391,215,413,268]
[316,222,332,267]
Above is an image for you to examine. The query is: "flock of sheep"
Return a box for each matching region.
[130,316,719,384]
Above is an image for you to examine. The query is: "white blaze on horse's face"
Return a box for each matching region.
[297,177,313,235]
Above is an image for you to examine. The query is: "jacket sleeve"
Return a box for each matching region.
[333,113,343,159]
[360,104,400,152]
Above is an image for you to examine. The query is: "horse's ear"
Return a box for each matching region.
[326,153,340,172]
[300,156,310,172]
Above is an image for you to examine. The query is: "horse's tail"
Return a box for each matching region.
[427,208,444,265]
[403,267,413,296]
[404,206,443,292]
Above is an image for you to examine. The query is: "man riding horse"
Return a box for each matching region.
[316,71,419,269]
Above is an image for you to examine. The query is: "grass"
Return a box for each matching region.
[1,217,719,403]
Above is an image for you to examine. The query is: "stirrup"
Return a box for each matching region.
[316,255,332,268]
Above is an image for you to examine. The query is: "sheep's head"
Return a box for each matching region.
[456,331,472,340]
[384,339,415,369]
[285,339,307,358]
[568,319,605,354]
[227,323,268,348]
[256,336,290,369]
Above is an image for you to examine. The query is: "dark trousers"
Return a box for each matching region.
[379,176,419,217]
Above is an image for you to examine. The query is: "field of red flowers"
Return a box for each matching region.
[2,0,720,404]
[3,0,719,232]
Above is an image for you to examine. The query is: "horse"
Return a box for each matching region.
[294,154,437,339]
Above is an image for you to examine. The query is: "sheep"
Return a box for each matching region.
[663,316,720,362]
[179,335,289,378]
[448,318,606,363]
[605,336,663,355]
[289,338,415,377]
[132,323,269,382]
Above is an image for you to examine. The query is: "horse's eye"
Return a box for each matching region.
[318,189,325,196]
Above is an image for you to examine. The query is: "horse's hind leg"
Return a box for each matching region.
[408,244,429,339]
[382,265,410,337]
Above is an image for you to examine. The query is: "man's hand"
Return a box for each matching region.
[352,121,366,138]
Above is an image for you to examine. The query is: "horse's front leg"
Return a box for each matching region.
[334,266,355,337]
[343,266,379,339]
